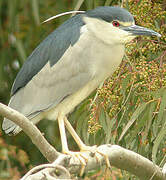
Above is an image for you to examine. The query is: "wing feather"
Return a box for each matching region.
[11,14,85,95]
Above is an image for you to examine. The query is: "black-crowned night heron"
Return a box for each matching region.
[2,6,160,156]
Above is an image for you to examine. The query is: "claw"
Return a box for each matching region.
[75,153,86,176]
[63,151,88,176]
[96,150,111,169]
[80,145,101,165]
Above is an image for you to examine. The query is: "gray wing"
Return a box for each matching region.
[11,14,85,95]
[2,13,93,134]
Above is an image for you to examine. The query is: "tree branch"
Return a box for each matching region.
[0,102,165,179]
[0,103,60,162]
[21,155,70,180]
[21,145,166,180]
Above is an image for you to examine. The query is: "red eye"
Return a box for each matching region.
[112,21,120,27]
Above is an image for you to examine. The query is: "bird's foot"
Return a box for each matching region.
[63,145,97,176]
[96,149,111,169]
[80,145,111,168]
[78,145,111,170]
[63,145,111,176]
[80,145,111,170]
[63,150,88,176]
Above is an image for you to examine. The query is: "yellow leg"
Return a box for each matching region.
[58,114,87,176]
[59,115,111,174]
[58,113,69,152]
[64,117,96,151]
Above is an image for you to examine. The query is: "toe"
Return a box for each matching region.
[96,150,111,168]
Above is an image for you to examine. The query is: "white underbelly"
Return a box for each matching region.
[43,77,101,120]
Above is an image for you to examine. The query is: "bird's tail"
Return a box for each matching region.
[2,95,22,135]
[2,92,43,135]
[2,118,22,135]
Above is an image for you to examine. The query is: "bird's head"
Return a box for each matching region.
[84,6,161,45]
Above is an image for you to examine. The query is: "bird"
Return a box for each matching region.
[2,6,160,157]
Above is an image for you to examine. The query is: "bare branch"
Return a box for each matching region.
[21,154,69,180]
[21,145,166,180]
[0,103,60,162]
[0,103,165,179]
[21,163,70,179]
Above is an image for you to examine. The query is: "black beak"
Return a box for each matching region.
[122,25,161,37]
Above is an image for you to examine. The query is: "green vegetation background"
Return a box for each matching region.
[0,0,165,179]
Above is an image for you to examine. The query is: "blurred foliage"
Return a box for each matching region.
[0,0,166,179]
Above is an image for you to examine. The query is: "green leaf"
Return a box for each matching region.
[152,120,166,162]
[99,108,116,144]
[104,0,113,6]
[106,116,116,144]
[73,0,85,11]
[31,0,40,25]
[119,101,153,141]
[128,101,156,144]
[82,114,89,145]
[15,38,27,63]
[99,107,106,133]
[144,102,156,140]
[75,106,88,139]
[155,90,166,129]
